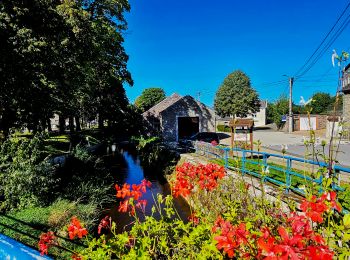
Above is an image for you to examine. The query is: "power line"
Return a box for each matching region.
[296,14,350,78]
[294,1,350,77]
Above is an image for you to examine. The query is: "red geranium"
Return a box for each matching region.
[38,231,56,255]
[68,216,88,240]
[98,215,112,235]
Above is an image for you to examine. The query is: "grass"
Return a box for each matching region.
[0,199,97,258]
[212,156,320,189]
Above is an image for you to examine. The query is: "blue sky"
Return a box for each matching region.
[123,0,350,107]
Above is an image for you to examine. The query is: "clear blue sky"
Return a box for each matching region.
[123,0,350,107]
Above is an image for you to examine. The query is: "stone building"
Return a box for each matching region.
[343,64,350,135]
[143,93,216,142]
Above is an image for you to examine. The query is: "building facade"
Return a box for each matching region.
[143,94,216,142]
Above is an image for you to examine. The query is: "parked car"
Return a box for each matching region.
[179,132,220,149]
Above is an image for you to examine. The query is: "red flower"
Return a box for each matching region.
[118,200,129,212]
[141,179,152,188]
[188,213,200,225]
[172,162,226,197]
[71,254,83,260]
[131,184,143,200]
[38,231,56,256]
[98,216,111,235]
[135,199,147,213]
[306,245,334,260]
[300,195,328,223]
[214,220,250,258]
[115,183,131,198]
[68,216,88,240]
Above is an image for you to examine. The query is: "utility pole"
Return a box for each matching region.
[288,77,294,133]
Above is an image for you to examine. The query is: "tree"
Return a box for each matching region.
[305,92,333,114]
[0,0,133,135]
[214,70,260,118]
[135,88,166,112]
[268,95,289,129]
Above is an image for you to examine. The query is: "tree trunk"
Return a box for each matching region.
[41,119,46,132]
[59,115,66,134]
[75,116,81,131]
[69,116,75,132]
[98,115,104,129]
[47,118,52,132]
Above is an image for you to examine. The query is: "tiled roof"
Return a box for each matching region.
[142,93,182,117]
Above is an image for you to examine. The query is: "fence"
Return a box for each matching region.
[193,141,350,196]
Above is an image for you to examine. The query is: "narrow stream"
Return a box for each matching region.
[105,148,190,233]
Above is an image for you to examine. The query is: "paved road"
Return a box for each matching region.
[267,143,350,167]
[218,131,350,167]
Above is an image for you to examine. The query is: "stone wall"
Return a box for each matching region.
[160,96,215,142]
[343,94,350,140]
[343,94,350,124]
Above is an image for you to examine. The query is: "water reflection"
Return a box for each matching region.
[107,150,190,233]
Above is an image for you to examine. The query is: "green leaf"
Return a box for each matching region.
[343,214,350,228]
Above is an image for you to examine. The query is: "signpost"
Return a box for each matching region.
[229,118,254,150]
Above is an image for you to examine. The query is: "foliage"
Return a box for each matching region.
[0,136,112,211]
[0,0,132,134]
[338,183,350,212]
[267,95,289,129]
[0,199,96,258]
[0,135,60,210]
[134,87,166,112]
[133,136,180,174]
[217,124,231,132]
[36,162,350,259]
[305,92,333,114]
[214,70,260,118]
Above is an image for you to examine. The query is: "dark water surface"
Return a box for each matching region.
[105,149,190,233]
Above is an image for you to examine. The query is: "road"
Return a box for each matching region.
[218,130,350,167]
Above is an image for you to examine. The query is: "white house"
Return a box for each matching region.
[216,100,268,128]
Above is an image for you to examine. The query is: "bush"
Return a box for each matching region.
[133,136,180,175]
[0,135,60,211]
[216,124,230,132]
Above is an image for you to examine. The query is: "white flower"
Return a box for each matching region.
[265,166,270,174]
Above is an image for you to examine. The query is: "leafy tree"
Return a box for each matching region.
[268,95,289,129]
[305,92,333,114]
[0,0,133,135]
[214,70,260,118]
[135,88,166,112]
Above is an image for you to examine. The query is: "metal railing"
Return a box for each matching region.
[193,141,350,196]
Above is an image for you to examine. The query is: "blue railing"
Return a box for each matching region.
[193,141,350,196]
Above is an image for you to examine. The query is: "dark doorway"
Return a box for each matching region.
[178,117,199,140]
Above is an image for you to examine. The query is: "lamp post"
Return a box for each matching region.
[283,75,294,133]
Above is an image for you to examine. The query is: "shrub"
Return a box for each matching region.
[133,136,180,175]
[216,124,230,132]
[0,135,60,211]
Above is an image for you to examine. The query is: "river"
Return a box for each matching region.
[104,148,190,233]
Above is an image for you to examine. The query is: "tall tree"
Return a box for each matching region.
[0,0,133,135]
[135,88,166,112]
[214,70,260,118]
[305,92,333,114]
[268,95,289,129]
